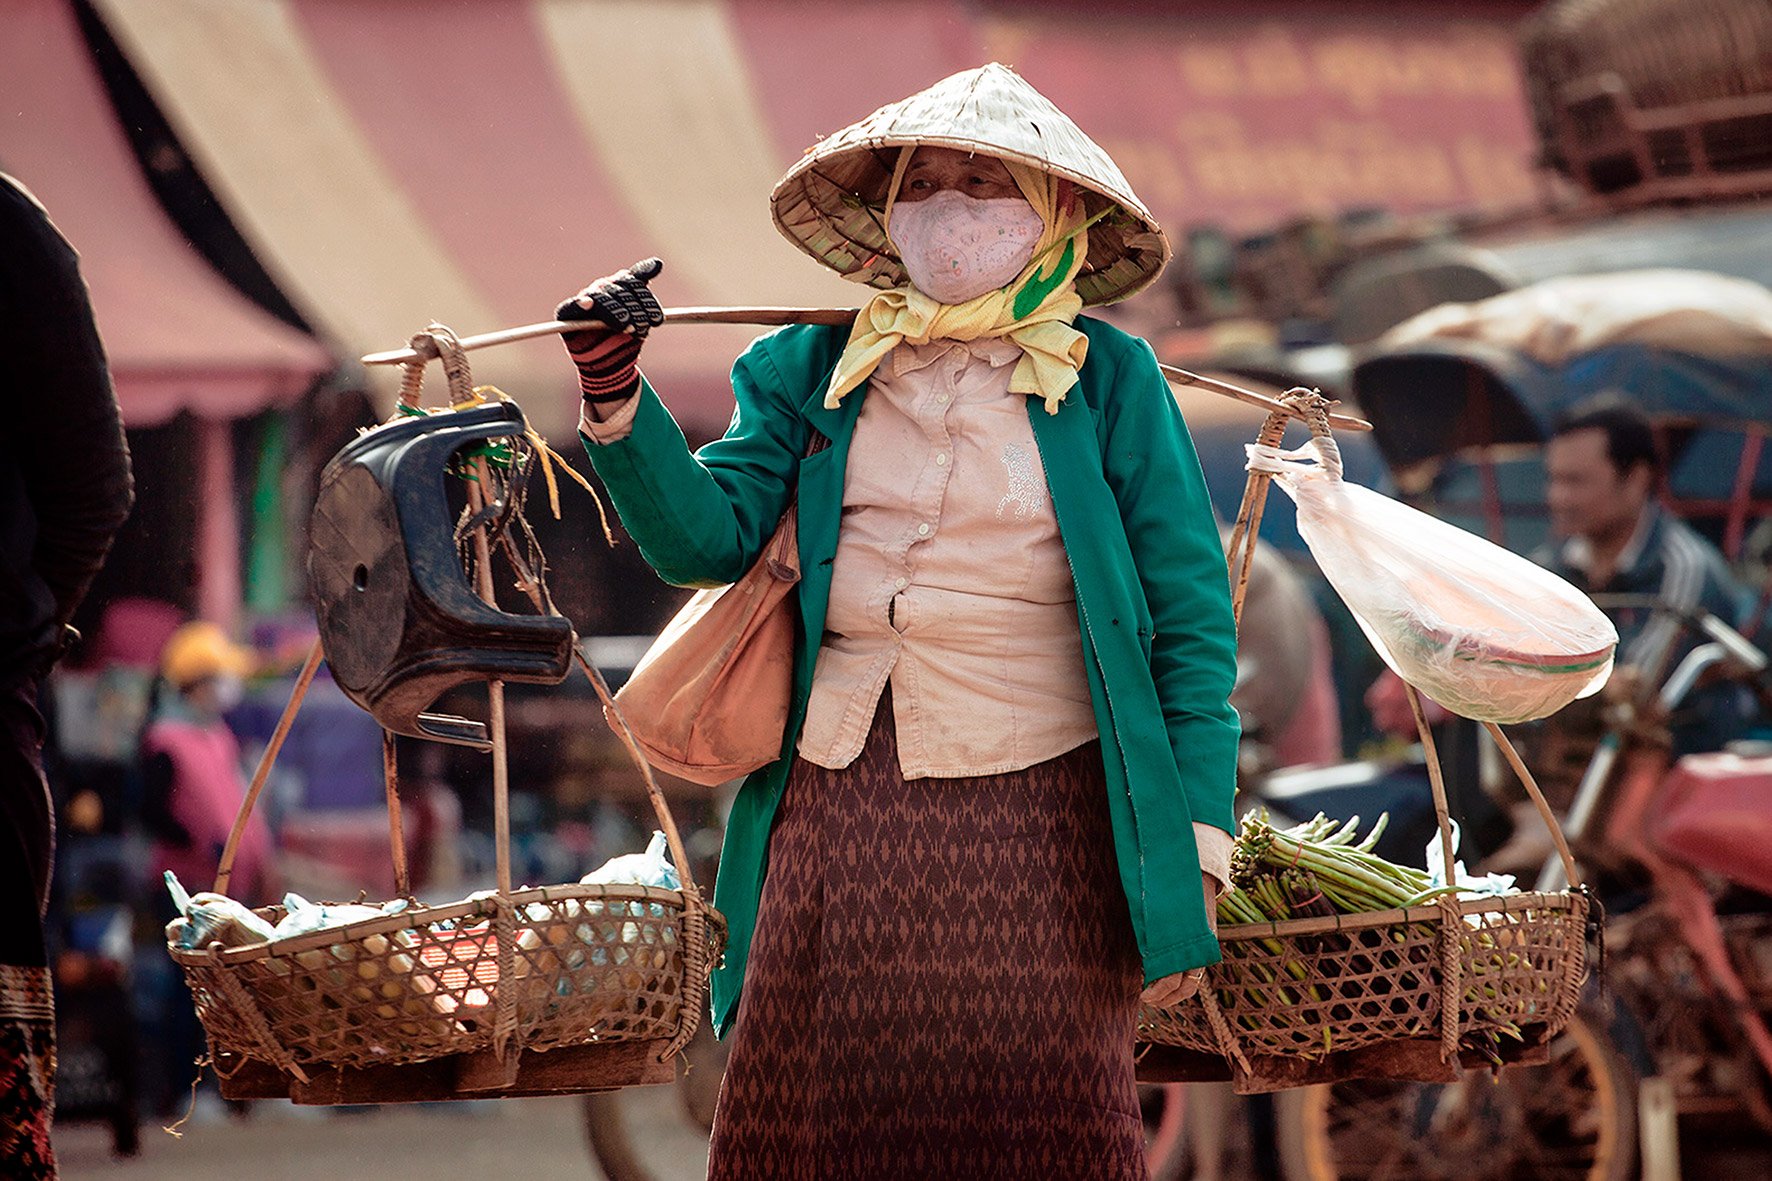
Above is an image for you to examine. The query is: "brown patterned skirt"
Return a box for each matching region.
[707,691,1147,1180]
[0,965,54,1179]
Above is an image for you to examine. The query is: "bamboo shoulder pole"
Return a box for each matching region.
[359,310,1373,433]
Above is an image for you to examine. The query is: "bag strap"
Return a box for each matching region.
[761,428,829,574]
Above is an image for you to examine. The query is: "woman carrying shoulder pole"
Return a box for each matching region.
[558,64,1239,1180]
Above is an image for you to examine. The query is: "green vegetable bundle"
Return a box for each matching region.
[1220,811,1471,926]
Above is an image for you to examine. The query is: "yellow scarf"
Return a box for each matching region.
[823,154,1091,415]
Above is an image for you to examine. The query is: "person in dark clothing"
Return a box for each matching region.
[1537,396,1755,758]
[0,173,134,1178]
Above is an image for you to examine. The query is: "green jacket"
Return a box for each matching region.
[580,316,1240,1037]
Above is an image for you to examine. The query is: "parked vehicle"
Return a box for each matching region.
[1274,603,1772,1180]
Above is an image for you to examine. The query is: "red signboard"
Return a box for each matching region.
[735,0,1543,234]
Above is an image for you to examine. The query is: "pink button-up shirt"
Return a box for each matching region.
[796,337,1099,778]
[581,339,1233,888]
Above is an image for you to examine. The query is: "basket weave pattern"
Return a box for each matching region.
[1139,892,1587,1060]
[171,884,725,1072]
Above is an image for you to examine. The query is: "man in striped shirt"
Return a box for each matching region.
[1539,395,1756,756]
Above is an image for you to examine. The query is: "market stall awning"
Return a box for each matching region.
[89,0,1541,434]
[1,0,333,428]
[88,0,861,433]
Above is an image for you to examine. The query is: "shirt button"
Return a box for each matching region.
[935,393,950,405]
[934,453,948,466]
[894,577,907,590]
[917,523,931,537]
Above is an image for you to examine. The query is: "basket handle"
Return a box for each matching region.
[487,517,706,903]
[1484,720,1583,889]
[492,557,703,901]
[1404,683,1583,890]
[214,638,325,896]
[1224,388,1338,629]
[1407,683,1467,907]
[398,324,477,412]
[1296,394,1344,482]
[1224,407,1288,630]
[383,730,411,899]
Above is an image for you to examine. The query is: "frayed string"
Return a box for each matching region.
[162,1054,212,1138]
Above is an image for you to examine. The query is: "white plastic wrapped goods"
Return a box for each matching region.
[515,832,681,1003]
[579,830,681,890]
[1250,439,1617,724]
[164,871,276,949]
[272,893,402,939]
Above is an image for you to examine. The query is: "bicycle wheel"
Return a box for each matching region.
[582,1023,726,1181]
[1274,1012,1638,1181]
[1141,1082,1190,1181]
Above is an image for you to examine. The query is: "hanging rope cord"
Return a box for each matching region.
[1243,391,1344,483]
[397,324,616,547]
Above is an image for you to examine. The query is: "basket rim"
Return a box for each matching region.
[1213,889,1585,943]
[168,882,712,967]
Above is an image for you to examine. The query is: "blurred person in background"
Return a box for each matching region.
[1535,396,1756,767]
[1,173,134,1179]
[139,622,274,1115]
[142,622,274,907]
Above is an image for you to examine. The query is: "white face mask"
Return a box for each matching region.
[888,189,1045,305]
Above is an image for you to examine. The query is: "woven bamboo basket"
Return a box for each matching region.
[1136,890,1588,1093]
[167,326,725,1104]
[1137,392,1593,1095]
[169,878,725,1102]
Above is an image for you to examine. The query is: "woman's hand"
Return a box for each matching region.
[1139,872,1221,1009]
[557,258,666,412]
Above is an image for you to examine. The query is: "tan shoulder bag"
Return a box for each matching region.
[605,438,823,785]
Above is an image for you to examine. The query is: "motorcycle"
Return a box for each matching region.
[1274,603,1772,1180]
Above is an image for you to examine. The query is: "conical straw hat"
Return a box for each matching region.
[771,63,1170,307]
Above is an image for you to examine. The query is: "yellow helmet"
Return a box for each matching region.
[159,622,255,689]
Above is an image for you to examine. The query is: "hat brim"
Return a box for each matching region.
[770,64,1172,307]
[773,135,1169,307]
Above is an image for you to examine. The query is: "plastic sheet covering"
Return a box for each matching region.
[1250,439,1617,724]
[1381,269,1772,365]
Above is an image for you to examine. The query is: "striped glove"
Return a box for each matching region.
[557,258,666,403]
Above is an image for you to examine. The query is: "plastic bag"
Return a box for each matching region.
[580,830,681,890]
[1424,821,1517,899]
[580,829,681,938]
[164,870,277,949]
[272,893,406,940]
[1250,438,1616,724]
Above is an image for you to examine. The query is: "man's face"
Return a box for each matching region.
[1545,427,1648,541]
[898,147,1020,203]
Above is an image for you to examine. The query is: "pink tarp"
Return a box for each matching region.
[0,0,332,427]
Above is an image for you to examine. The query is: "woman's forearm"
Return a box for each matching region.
[577,367,801,588]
